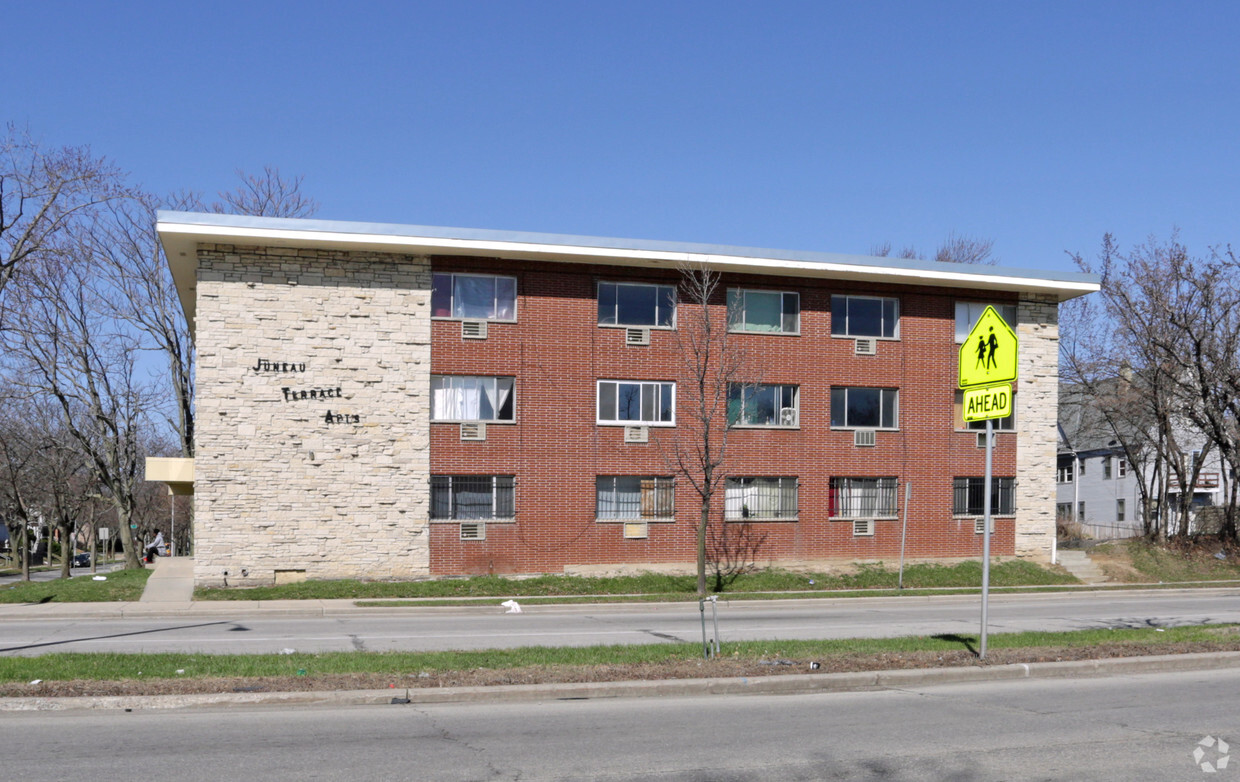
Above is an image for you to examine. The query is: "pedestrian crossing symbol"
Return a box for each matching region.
[958,306,1018,389]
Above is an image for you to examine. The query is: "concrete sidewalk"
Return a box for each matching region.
[138,557,195,604]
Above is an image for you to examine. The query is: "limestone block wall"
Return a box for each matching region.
[193,244,431,587]
[1015,295,1060,562]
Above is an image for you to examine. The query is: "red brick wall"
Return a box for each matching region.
[428,256,1018,575]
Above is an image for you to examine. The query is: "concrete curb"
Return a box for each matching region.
[6,651,1240,712]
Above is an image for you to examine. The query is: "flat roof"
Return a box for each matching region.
[157,211,1101,333]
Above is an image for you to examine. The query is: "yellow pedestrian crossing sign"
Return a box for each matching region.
[958,306,1017,389]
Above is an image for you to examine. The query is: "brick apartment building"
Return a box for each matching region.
[149,212,1099,587]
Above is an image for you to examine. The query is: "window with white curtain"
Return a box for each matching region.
[431,273,517,320]
[829,477,898,518]
[724,477,798,520]
[595,477,675,519]
[431,376,515,422]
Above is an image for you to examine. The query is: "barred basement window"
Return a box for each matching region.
[829,477,898,518]
[725,477,798,520]
[952,477,1016,516]
[430,476,515,520]
[595,477,674,519]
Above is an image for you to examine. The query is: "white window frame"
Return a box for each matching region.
[726,288,800,335]
[728,383,800,428]
[724,477,799,521]
[831,294,899,339]
[596,380,676,426]
[597,281,677,329]
[1056,459,1075,484]
[595,476,675,521]
[829,477,899,519]
[1118,458,1128,478]
[1116,498,1126,522]
[954,301,1018,343]
[830,387,899,430]
[431,273,517,322]
[430,376,516,423]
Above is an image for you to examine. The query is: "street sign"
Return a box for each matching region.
[958,306,1018,388]
[962,383,1012,422]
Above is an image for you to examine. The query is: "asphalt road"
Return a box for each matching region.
[1,588,1238,655]
[4,667,1238,780]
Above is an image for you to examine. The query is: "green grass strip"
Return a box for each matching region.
[0,624,1233,683]
[194,560,1078,601]
[0,568,151,604]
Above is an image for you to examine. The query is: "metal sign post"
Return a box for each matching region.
[957,306,1018,663]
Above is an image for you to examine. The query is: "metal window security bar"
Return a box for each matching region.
[829,477,898,517]
[430,476,515,519]
[724,477,797,519]
[596,477,674,518]
[952,477,1015,516]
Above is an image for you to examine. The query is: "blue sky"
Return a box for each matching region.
[6,1,1238,273]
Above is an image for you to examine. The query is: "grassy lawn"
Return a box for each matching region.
[194,559,1078,601]
[1089,538,1240,583]
[0,567,151,603]
[0,624,1234,685]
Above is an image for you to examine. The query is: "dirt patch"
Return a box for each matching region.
[6,641,1239,699]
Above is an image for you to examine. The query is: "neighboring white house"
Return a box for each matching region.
[1057,384,1228,538]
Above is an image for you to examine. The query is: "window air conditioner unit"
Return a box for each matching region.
[625,327,650,346]
[854,429,876,447]
[852,519,875,537]
[974,517,994,535]
[623,521,649,539]
[779,407,798,427]
[624,425,649,443]
[976,432,988,449]
[460,422,487,441]
[462,321,488,340]
[459,522,486,540]
[854,338,877,356]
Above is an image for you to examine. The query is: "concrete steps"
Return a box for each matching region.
[1057,549,1109,584]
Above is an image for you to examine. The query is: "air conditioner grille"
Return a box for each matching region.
[624,425,649,443]
[462,321,488,340]
[853,519,875,536]
[854,429,876,447]
[460,422,487,441]
[460,522,486,540]
[854,338,877,355]
[625,327,650,346]
[623,521,649,539]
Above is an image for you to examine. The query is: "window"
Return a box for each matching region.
[1078,458,1086,476]
[1078,501,1086,520]
[954,302,1018,342]
[829,477,898,518]
[431,376,514,422]
[728,384,799,427]
[952,477,1016,516]
[430,476,515,520]
[597,282,676,327]
[725,477,798,520]
[1056,457,1075,484]
[831,295,899,338]
[727,289,799,334]
[597,380,675,425]
[830,387,898,429]
[596,477,674,519]
[1056,502,1073,521]
[1103,456,1113,479]
[431,273,517,321]
[1118,459,1128,478]
[956,390,1015,431]
[1116,499,1126,522]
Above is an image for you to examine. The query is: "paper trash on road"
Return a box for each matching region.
[92,576,107,581]
[501,599,522,614]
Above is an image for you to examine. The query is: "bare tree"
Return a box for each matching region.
[662,264,753,595]
[872,233,997,265]
[0,125,131,310]
[210,166,319,218]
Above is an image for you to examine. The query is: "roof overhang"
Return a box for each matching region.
[158,211,1101,338]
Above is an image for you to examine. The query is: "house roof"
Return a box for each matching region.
[157,211,1101,333]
